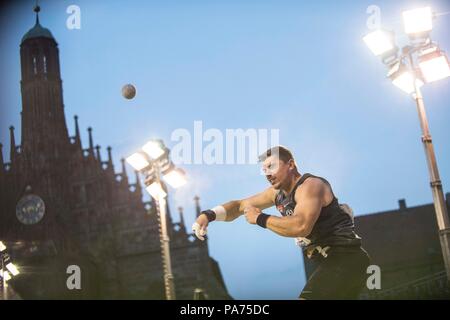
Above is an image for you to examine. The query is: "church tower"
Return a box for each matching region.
[20,5,70,167]
[1,5,74,244]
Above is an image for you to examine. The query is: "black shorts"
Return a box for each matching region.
[300,246,371,300]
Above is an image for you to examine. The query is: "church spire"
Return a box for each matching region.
[87,127,94,155]
[74,115,81,144]
[134,170,142,192]
[107,146,114,170]
[178,206,186,232]
[121,158,128,183]
[22,3,54,44]
[34,3,40,25]
[9,126,16,162]
[96,145,102,162]
[134,170,142,196]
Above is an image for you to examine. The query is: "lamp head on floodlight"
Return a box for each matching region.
[0,269,12,281]
[5,262,19,276]
[142,140,167,160]
[418,47,450,83]
[163,167,187,189]
[387,61,424,94]
[145,180,167,201]
[363,29,397,57]
[126,152,151,171]
[0,241,6,252]
[402,7,433,37]
[128,139,187,199]
[159,160,187,189]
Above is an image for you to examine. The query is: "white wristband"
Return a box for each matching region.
[212,206,227,221]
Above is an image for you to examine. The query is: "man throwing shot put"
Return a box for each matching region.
[192,146,370,299]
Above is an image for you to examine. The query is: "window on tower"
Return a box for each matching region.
[43,55,47,73]
[33,56,37,74]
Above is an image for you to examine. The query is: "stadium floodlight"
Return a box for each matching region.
[419,48,450,83]
[0,241,6,252]
[127,138,187,300]
[365,5,450,283]
[163,168,187,189]
[5,262,19,276]
[0,269,11,281]
[363,29,396,56]
[126,152,150,171]
[402,7,433,36]
[387,61,424,94]
[142,140,165,160]
[145,181,167,200]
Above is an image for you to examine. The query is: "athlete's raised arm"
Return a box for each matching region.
[192,187,277,241]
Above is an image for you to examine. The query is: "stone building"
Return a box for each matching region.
[355,195,450,299]
[0,7,231,300]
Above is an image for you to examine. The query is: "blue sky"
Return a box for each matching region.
[1,0,449,299]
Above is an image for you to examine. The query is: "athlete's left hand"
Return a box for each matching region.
[244,206,261,224]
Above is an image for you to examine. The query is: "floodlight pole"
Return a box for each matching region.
[129,140,181,299]
[408,52,450,282]
[153,168,176,300]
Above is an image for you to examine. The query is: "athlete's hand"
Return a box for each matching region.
[244,206,261,224]
[192,213,209,241]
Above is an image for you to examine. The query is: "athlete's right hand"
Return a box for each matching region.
[192,213,209,241]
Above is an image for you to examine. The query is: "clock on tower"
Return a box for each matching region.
[16,194,46,225]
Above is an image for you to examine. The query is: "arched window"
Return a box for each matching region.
[43,55,47,73]
[33,56,37,74]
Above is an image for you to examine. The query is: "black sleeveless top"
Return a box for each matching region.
[274,173,361,249]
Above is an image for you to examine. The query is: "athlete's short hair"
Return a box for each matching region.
[258,145,295,164]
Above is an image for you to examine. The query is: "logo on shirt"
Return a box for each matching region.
[277,204,294,216]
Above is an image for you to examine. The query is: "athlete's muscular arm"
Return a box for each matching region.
[221,187,277,221]
[249,178,324,237]
[192,187,277,240]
